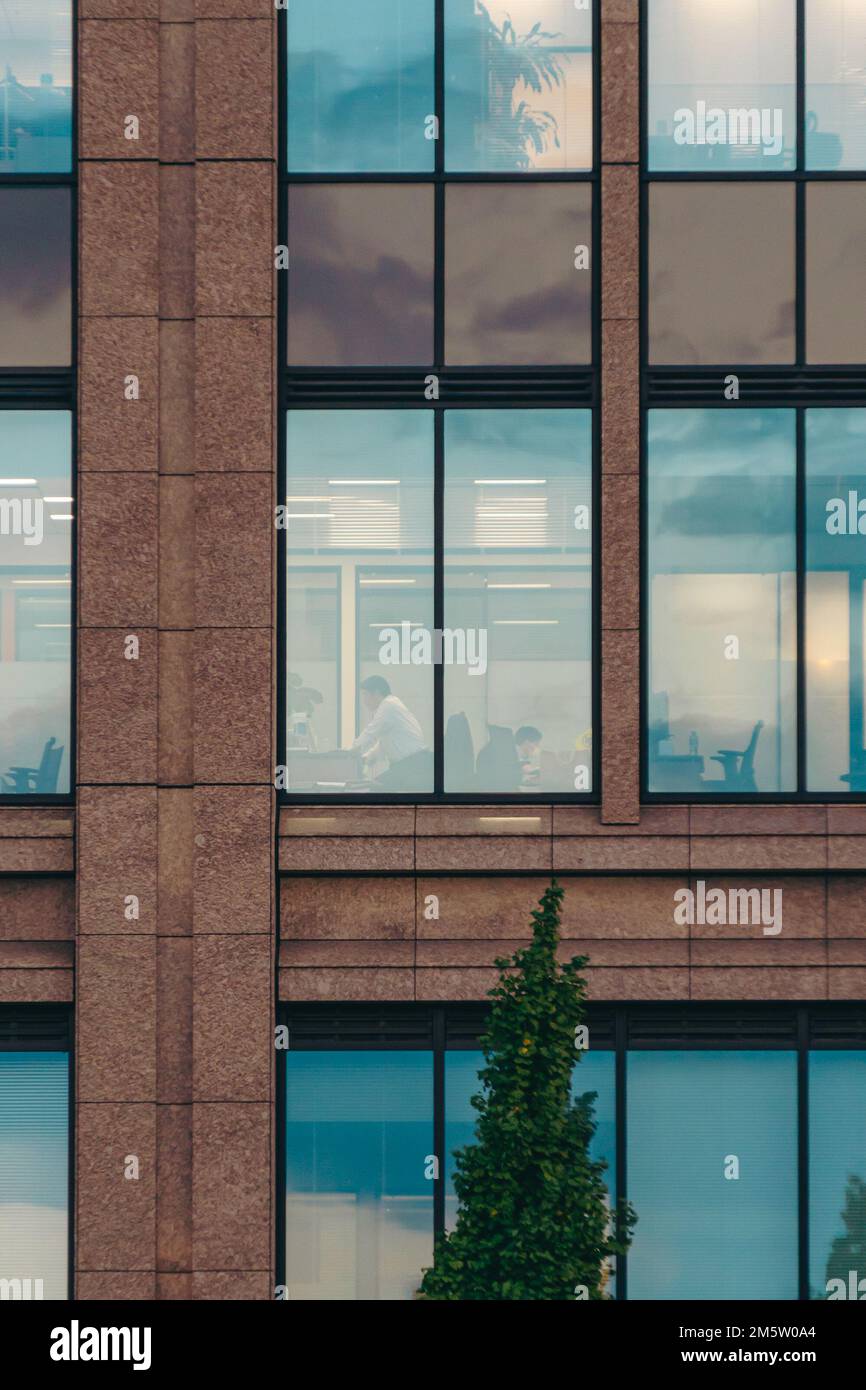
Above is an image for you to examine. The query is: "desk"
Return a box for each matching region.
[286,749,365,790]
[651,754,705,792]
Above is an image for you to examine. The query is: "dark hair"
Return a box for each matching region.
[515,725,542,745]
[361,675,391,698]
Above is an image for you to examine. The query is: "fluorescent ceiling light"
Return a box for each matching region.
[474,479,546,485]
[0,478,37,487]
[43,496,73,503]
[13,578,70,585]
[49,514,74,521]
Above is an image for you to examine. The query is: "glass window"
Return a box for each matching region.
[806,0,866,170]
[648,0,796,172]
[806,409,866,792]
[627,1050,798,1300]
[806,183,866,365]
[287,184,435,366]
[284,1050,433,1300]
[647,409,797,796]
[0,188,71,368]
[445,0,592,172]
[287,0,435,173]
[443,410,592,793]
[809,1051,866,1300]
[444,1047,616,1231]
[0,1,72,174]
[649,183,795,365]
[284,410,434,794]
[0,1051,69,1300]
[445,184,592,366]
[0,411,72,796]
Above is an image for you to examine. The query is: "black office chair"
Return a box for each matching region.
[701,721,764,793]
[3,737,65,794]
[476,725,522,792]
[444,712,475,792]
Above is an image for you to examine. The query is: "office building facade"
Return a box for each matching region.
[1,0,865,1301]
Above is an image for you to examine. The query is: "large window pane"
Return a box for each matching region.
[628,1050,798,1300]
[806,184,866,365]
[807,0,866,170]
[0,2,72,174]
[444,410,592,793]
[285,411,434,793]
[0,188,71,367]
[648,0,796,171]
[287,185,434,366]
[285,1051,433,1300]
[0,1052,69,1300]
[287,0,434,173]
[445,0,592,172]
[647,410,797,795]
[649,183,795,365]
[445,1047,616,1293]
[445,184,592,366]
[806,409,866,791]
[0,411,72,796]
[809,1051,866,1300]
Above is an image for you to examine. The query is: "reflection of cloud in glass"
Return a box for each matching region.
[287,186,434,365]
[0,189,70,366]
[0,1053,68,1300]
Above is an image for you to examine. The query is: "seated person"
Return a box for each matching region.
[353,675,432,791]
[514,725,543,787]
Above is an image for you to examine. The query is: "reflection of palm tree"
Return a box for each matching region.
[476,5,568,169]
[823,1174,866,1298]
[0,64,35,164]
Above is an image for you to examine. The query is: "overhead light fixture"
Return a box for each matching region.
[0,478,37,487]
[474,479,546,486]
[49,514,74,521]
[43,496,73,503]
[13,578,70,585]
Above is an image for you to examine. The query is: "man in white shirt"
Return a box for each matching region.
[353,675,431,790]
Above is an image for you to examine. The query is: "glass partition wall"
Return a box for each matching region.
[643,0,866,799]
[281,1,598,800]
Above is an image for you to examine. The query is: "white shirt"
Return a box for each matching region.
[353,695,426,765]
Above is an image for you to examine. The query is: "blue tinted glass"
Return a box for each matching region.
[287,0,434,172]
[628,1050,798,1300]
[647,409,797,795]
[0,1052,69,1299]
[443,409,593,793]
[284,410,434,794]
[445,0,593,171]
[648,0,796,171]
[0,411,72,796]
[0,1,72,173]
[444,1048,616,1229]
[285,1051,434,1299]
[807,0,866,170]
[805,410,866,791]
[809,1051,866,1300]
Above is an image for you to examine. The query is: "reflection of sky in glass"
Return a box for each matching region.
[285,1051,433,1300]
[0,188,71,366]
[648,0,796,170]
[445,0,592,171]
[805,410,866,791]
[807,0,866,169]
[0,1,73,172]
[809,1052,866,1299]
[0,1051,69,1299]
[628,1050,798,1300]
[648,410,797,795]
[445,1048,616,1224]
[287,1,434,172]
[0,411,72,795]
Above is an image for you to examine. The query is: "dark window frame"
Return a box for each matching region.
[277,999,866,1301]
[278,1,602,805]
[0,1004,74,1300]
[639,0,866,803]
[0,4,76,806]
